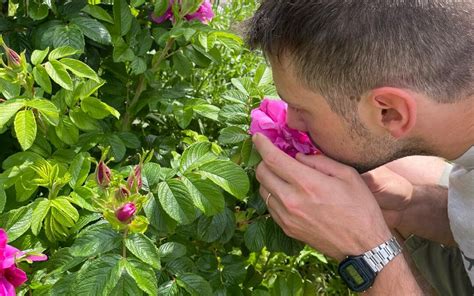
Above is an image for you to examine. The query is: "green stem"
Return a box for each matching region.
[122,227,129,258]
[121,38,175,131]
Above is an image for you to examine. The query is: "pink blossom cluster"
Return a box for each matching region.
[0,229,47,295]
[152,0,214,24]
[250,98,319,158]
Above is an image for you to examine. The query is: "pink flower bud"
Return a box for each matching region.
[115,186,131,200]
[96,161,111,187]
[7,48,21,67]
[127,165,142,193]
[115,202,137,223]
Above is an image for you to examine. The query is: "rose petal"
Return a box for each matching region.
[0,277,16,296]
[4,266,27,287]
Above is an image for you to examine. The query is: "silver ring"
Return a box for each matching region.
[265,192,272,206]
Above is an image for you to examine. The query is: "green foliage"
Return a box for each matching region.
[0,1,352,295]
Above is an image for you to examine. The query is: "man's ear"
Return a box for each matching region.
[360,87,417,139]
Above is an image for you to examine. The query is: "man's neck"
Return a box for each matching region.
[419,97,474,160]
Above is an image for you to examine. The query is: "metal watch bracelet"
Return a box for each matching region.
[362,237,403,273]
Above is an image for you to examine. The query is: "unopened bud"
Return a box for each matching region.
[7,48,21,67]
[115,186,131,200]
[115,202,137,223]
[96,161,111,187]
[127,165,142,193]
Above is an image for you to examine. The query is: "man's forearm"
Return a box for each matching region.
[366,255,423,295]
[398,185,455,246]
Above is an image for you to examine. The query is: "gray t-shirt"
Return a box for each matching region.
[448,146,474,286]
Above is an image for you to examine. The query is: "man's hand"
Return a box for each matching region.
[253,133,392,260]
[361,166,413,236]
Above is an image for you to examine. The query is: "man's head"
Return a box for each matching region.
[246,0,473,173]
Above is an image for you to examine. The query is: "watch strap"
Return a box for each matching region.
[362,237,402,273]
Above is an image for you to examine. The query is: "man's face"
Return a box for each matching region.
[270,56,426,173]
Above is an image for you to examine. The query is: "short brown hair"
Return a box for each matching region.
[246,0,473,116]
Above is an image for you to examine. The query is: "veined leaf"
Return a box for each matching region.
[124,233,160,269]
[33,65,53,94]
[176,273,212,296]
[0,99,25,129]
[81,97,120,119]
[73,254,122,296]
[60,58,100,82]
[45,60,73,90]
[197,160,249,200]
[31,47,49,65]
[70,16,112,45]
[51,197,79,227]
[26,99,59,126]
[31,198,51,235]
[123,258,158,296]
[48,46,80,61]
[68,152,91,188]
[14,110,37,151]
[181,174,224,216]
[180,142,216,173]
[157,180,195,225]
[70,224,121,257]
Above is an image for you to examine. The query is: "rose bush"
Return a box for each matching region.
[0,1,351,295]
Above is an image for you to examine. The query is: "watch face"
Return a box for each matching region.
[338,256,376,292]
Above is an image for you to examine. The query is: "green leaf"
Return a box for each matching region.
[117,132,141,149]
[172,104,193,129]
[60,58,100,82]
[124,233,161,269]
[110,273,143,296]
[69,108,100,131]
[81,97,120,119]
[51,197,79,227]
[254,64,273,87]
[31,198,51,235]
[193,104,220,121]
[0,78,21,100]
[70,224,121,257]
[82,4,114,24]
[244,218,266,252]
[49,46,80,61]
[73,254,122,296]
[180,142,216,173]
[68,152,91,188]
[158,242,187,263]
[219,126,249,145]
[158,281,180,296]
[45,60,73,90]
[70,16,111,45]
[231,78,249,96]
[172,50,193,77]
[14,110,37,151]
[31,47,50,65]
[124,258,158,296]
[181,174,224,216]
[196,211,227,242]
[28,1,49,20]
[104,134,126,162]
[0,100,25,129]
[197,160,249,200]
[0,205,33,241]
[176,273,212,296]
[25,98,60,126]
[270,272,303,296]
[157,180,196,224]
[33,65,53,94]
[265,219,304,256]
[0,186,5,213]
[55,116,79,145]
[154,0,169,17]
[52,24,85,51]
[114,0,133,36]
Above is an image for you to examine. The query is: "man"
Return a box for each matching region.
[246,1,473,294]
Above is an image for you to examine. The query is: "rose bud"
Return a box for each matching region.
[96,161,112,187]
[7,48,21,67]
[115,186,131,200]
[127,165,142,193]
[115,202,137,223]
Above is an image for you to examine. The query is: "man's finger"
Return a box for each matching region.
[253,133,329,183]
[256,162,291,201]
[296,152,355,179]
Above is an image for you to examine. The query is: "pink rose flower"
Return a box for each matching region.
[0,229,47,295]
[249,98,319,158]
[185,0,214,23]
[116,202,137,223]
[151,0,214,24]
